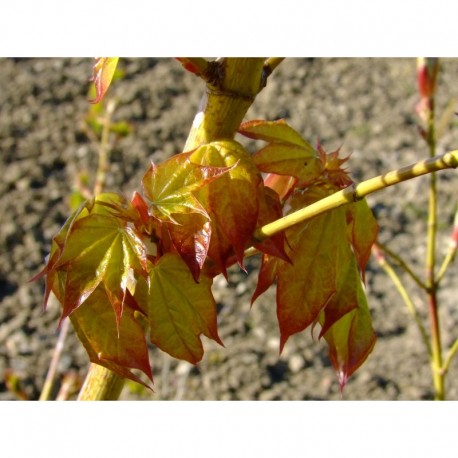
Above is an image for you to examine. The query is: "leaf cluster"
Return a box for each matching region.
[34,119,378,390]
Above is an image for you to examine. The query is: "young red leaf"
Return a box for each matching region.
[319,236,367,337]
[238,119,313,148]
[252,187,291,263]
[321,287,376,390]
[190,140,263,275]
[70,285,153,387]
[89,58,119,104]
[162,212,212,282]
[263,173,297,201]
[317,143,353,189]
[252,185,377,386]
[276,209,340,351]
[346,199,378,279]
[251,253,279,306]
[139,254,223,364]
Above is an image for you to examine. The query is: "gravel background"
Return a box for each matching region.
[0,58,457,400]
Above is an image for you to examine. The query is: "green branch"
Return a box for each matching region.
[373,244,431,357]
[442,338,458,375]
[261,58,285,87]
[184,58,266,150]
[254,150,458,241]
[437,203,458,284]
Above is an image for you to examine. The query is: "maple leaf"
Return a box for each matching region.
[239,119,323,188]
[263,173,298,201]
[162,212,212,282]
[190,140,263,276]
[141,151,234,279]
[35,193,148,333]
[70,285,153,387]
[275,207,342,351]
[89,58,119,104]
[142,151,233,224]
[238,119,313,148]
[253,143,322,187]
[135,253,223,364]
[346,199,379,279]
[252,183,377,385]
[252,186,291,263]
[321,289,376,390]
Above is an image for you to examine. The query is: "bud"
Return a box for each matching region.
[416,58,439,123]
[417,57,439,99]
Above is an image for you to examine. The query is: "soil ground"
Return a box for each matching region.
[1,58,457,400]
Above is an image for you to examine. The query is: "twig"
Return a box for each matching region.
[372,245,431,357]
[93,99,116,196]
[375,241,427,290]
[436,204,458,284]
[39,315,71,400]
[261,58,285,87]
[442,338,458,375]
[254,150,458,242]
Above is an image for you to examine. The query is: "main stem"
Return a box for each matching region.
[184,58,265,150]
[77,363,125,400]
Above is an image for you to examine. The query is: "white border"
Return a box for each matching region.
[1,0,457,56]
[1,402,457,457]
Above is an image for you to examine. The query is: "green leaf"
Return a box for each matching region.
[142,152,232,224]
[253,143,322,187]
[70,285,153,387]
[138,254,223,364]
[35,193,148,331]
[55,212,147,328]
[89,58,119,104]
[110,121,132,137]
[238,119,313,148]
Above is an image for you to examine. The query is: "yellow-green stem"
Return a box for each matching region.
[375,241,427,291]
[184,58,266,150]
[436,204,458,284]
[442,337,458,375]
[375,246,431,357]
[254,150,458,242]
[77,363,125,401]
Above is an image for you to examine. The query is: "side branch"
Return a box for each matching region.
[261,58,285,87]
[255,150,458,241]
